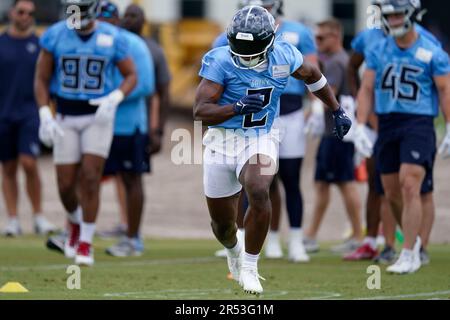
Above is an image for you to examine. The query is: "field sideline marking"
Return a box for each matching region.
[355,290,450,300]
[0,256,219,272]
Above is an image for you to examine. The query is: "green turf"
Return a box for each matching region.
[0,236,449,300]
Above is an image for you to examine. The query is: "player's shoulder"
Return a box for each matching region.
[96,21,122,37]
[202,46,231,66]
[43,20,67,36]
[120,29,145,48]
[417,33,445,55]
[273,40,300,57]
[416,24,441,47]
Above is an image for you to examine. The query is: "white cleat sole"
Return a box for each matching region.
[75,255,94,267]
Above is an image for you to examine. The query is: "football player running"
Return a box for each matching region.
[195,6,351,294]
[354,0,450,274]
[34,0,137,266]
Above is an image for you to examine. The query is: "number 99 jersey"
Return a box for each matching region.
[366,34,450,117]
[40,21,129,103]
[198,41,304,133]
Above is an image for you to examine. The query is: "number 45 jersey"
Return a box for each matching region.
[40,21,129,111]
[366,33,450,117]
[199,41,303,132]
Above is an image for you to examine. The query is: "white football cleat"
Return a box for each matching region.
[64,222,80,259]
[387,250,415,274]
[3,218,22,237]
[288,238,310,263]
[264,232,283,259]
[411,237,422,273]
[239,267,265,295]
[34,215,57,235]
[226,249,242,281]
[75,242,94,266]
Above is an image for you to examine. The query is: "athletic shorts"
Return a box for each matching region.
[375,113,436,175]
[53,114,114,165]
[314,136,355,183]
[278,109,306,159]
[104,130,151,175]
[203,128,279,199]
[0,117,41,162]
[374,114,436,195]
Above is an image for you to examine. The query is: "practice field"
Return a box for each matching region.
[0,236,449,300]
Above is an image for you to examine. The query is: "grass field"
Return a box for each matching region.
[0,236,449,300]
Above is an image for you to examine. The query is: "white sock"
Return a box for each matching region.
[68,207,82,225]
[237,228,245,242]
[267,230,280,243]
[289,228,303,241]
[226,236,242,258]
[242,252,259,270]
[363,237,377,250]
[400,248,413,260]
[80,222,96,244]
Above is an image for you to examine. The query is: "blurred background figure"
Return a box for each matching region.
[0,0,56,236]
[303,18,363,254]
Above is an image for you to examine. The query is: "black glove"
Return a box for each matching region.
[233,94,264,115]
[332,107,352,140]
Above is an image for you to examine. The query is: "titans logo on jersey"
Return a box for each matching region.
[199,41,303,132]
[366,34,449,117]
[40,21,129,101]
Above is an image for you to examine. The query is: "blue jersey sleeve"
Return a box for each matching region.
[39,22,62,53]
[365,47,379,71]
[199,50,226,85]
[282,42,304,73]
[126,37,155,101]
[431,49,450,76]
[298,27,317,56]
[113,31,130,63]
[351,31,366,55]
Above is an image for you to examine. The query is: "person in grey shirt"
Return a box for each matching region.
[304,19,363,254]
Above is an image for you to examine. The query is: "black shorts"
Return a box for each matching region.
[314,136,355,183]
[103,131,150,176]
[374,113,436,195]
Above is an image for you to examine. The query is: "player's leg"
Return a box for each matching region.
[239,154,275,294]
[278,158,309,262]
[264,178,283,259]
[375,197,398,264]
[336,182,363,249]
[344,156,380,260]
[1,159,21,236]
[304,181,330,252]
[419,192,434,264]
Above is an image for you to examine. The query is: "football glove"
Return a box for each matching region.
[89,89,124,125]
[332,106,352,140]
[233,94,264,115]
[304,99,325,137]
[438,123,450,159]
[39,106,64,148]
[352,123,374,158]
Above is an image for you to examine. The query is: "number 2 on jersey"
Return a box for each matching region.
[243,87,274,128]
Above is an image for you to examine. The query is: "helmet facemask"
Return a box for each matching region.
[381,0,424,38]
[229,31,276,69]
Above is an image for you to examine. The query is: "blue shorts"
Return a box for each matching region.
[314,136,355,183]
[0,117,41,162]
[104,130,150,176]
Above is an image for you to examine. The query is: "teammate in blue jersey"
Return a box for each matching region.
[0,0,57,236]
[212,0,318,263]
[354,0,450,274]
[95,1,155,257]
[195,6,351,294]
[345,0,441,264]
[34,0,137,266]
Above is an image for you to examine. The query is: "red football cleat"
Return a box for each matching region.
[343,243,378,261]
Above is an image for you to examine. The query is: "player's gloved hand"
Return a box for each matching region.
[352,123,374,158]
[332,106,352,140]
[438,123,450,159]
[304,99,325,137]
[89,89,124,125]
[233,94,264,115]
[39,106,64,148]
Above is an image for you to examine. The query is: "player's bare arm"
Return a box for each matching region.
[292,60,340,112]
[356,69,376,125]
[434,73,450,123]
[347,52,364,98]
[194,79,235,126]
[116,57,137,97]
[34,49,54,108]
